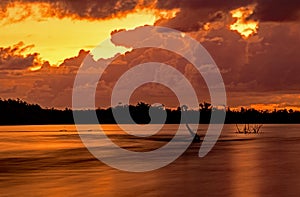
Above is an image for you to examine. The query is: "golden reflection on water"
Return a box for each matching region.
[0,124,300,196]
[231,140,262,197]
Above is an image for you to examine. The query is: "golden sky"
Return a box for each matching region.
[0,1,179,65]
[0,0,299,110]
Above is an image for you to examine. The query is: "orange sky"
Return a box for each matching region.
[0,1,179,65]
[0,0,299,110]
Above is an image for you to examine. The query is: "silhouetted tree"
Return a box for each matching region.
[0,98,299,125]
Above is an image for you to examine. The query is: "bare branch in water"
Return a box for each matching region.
[235,124,263,134]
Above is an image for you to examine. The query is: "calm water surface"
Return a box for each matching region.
[0,124,300,197]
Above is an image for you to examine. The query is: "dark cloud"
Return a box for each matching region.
[195,21,300,107]
[254,0,300,22]
[2,21,299,108]
[54,0,137,19]
[56,49,88,72]
[26,49,89,107]
[1,1,300,109]
[1,0,299,30]
[156,0,300,32]
[0,0,249,29]
[0,46,88,108]
[156,0,300,21]
[157,0,251,10]
[0,0,147,22]
[155,0,248,32]
[94,47,209,107]
[0,42,42,70]
[238,22,300,91]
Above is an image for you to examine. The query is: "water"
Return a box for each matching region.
[0,124,299,196]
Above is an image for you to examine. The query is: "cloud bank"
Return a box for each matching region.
[0,0,299,110]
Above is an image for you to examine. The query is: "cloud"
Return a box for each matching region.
[25,49,89,107]
[253,0,300,22]
[238,22,300,91]
[1,0,299,27]
[9,20,298,109]
[0,42,44,70]
[0,47,88,108]
[0,0,180,25]
[195,21,300,108]
[0,1,299,109]
[156,0,300,32]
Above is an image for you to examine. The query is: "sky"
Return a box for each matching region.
[0,0,300,110]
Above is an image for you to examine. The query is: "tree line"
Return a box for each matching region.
[0,98,299,125]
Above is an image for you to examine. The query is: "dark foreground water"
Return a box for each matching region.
[0,124,300,197]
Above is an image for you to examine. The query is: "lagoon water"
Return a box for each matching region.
[0,124,300,197]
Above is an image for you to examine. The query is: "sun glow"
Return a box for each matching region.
[0,1,180,70]
[229,4,259,39]
[28,65,42,72]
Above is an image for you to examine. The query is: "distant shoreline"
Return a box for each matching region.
[1,123,300,127]
[1,99,300,125]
